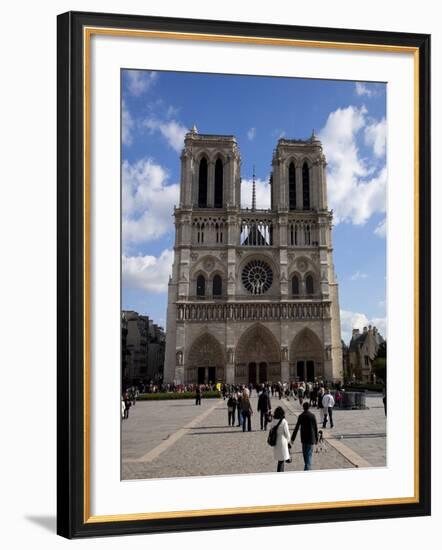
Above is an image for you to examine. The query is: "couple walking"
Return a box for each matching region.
[227,388,253,431]
[271,402,319,472]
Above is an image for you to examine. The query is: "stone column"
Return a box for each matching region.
[208,160,215,207]
[321,160,328,209]
[279,160,286,209]
[281,361,290,383]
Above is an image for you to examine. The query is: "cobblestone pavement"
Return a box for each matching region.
[121,392,386,480]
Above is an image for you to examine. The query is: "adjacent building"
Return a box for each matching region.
[347,325,385,382]
[164,127,343,385]
[122,310,165,384]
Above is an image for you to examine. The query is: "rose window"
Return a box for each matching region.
[242,260,273,295]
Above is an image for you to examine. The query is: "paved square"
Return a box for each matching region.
[122,393,386,479]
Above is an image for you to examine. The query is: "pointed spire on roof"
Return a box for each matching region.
[191,124,198,134]
[252,165,256,211]
[311,128,320,143]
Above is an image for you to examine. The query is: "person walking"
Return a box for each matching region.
[271,406,292,472]
[123,391,131,419]
[297,383,305,406]
[236,390,243,427]
[257,386,272,431]
[195,385,202,406]
[241,389,253,432]
[317,386,325,410]
[227,393,237,426]
[322,388,335,428]
[291,402,319,471]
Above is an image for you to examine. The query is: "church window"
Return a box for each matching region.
[214,158,223,208]
[364,356,369,366]
[198,158,208,207]
[242,259,273,295]
[213,274,222,297]
[302,162,310,210]
[196,275,206,298]
[292,274,300,296]
[289,162,296,210]
[305,224,311,245]
[306,274,314,295]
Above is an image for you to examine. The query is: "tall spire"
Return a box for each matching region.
[252,165,256,211]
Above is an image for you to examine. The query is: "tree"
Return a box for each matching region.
[372,341,387,383]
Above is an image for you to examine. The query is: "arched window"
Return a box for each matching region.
[214,158,223,208]
[196,275,206,298]
[289,162,296,210]
[213,274,222,297]
[305,274,314,295]
[198,158,208,207]
[292,274,300,296]
[305,224,311,245]
[302,162,310,210]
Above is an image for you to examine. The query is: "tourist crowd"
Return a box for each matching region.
[221,381,338,472]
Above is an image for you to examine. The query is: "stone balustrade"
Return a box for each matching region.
[176,301,331,322]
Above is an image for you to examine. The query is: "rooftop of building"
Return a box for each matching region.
[348,325,385,351]
[184,125,321,146]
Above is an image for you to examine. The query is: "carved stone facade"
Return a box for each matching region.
[164,128,343,385]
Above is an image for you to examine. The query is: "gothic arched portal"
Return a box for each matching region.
[235,324,281,384]
[290,328,324,381]
[187,333,225,384]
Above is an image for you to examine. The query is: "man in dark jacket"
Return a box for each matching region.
[257,386,272,431]
[291,402,318,470]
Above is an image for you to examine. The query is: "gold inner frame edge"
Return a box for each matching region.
[82,26,420,524]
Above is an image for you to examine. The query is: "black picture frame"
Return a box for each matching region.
[57,10,431,539]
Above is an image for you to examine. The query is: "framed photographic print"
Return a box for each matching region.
[57,11,431,538]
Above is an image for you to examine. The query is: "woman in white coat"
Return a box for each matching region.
[271,406,292,472]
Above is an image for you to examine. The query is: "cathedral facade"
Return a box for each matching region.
[164,127,342,385]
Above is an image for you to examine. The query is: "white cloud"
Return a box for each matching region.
[374,217,387,237]
[319,106,387,225]
[350,271,368,281]
[340,309,387,343]
[122,158,179,246]
[355,82,374,97]
[247,127,256,141]
[144,118,187,153]
[241,177,271,209]
[166,105,179,118]
[365,118,387,157]
[126,70,157,96]
[122,100,134,146]
[122,249,174,293]
[355,81,385,98]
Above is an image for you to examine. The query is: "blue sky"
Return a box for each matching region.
[121,70,387,343]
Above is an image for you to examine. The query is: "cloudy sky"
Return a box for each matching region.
[121,70,387,343]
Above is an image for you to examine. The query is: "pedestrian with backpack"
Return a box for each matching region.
[268,406,291,472]
[291,402,319,470]
[227,393,237,426]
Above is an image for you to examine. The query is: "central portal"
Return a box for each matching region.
[247,361,268,385]
[236,324,281,385]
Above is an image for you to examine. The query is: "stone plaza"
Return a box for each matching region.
[122,393,386,480]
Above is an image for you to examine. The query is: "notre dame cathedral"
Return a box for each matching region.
[164,126,342,385]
